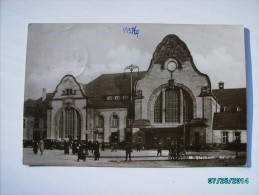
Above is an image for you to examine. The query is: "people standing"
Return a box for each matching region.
[39,139,44,155]
[72,140,78,155]
[125,142,132,161]
[157,142,162,157]
[77,143,86,161]
[33,140,38,154]
[64,140,69,155]
[136,142,141,152]
[94,141,100,161]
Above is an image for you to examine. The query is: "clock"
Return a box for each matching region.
[167,61,177,72]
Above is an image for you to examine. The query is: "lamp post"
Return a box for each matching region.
[124,64,139,143]
[124,64,139,101]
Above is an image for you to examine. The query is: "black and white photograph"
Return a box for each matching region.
[23,24,247,167]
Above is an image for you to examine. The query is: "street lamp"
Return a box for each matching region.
[124,64,139,101]
[124,64,139,144]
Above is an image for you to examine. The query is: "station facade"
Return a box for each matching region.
[24,34,247,148]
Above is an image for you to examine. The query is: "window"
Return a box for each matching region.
[114,96,120,100]
[106,96,113,100]
[165,89,180,123]
[59,107,81,139]
[63,89,76,95]
[153,88,193,124]
[154,93,162,123]
[222,131,228,143]
[112,115,119,127]
[122,95,129,100]
[97,116,104,127]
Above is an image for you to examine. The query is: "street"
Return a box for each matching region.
[23,148,246,167]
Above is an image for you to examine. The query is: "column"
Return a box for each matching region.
[162,89,166,124]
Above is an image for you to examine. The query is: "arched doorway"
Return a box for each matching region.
[58,107,81,140]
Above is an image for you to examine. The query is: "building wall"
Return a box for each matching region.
[24,117,46,140]
[136,60,209,124]
[47,75,87,140]
[213,130,247,144]
[23,117,34,140]
[94,108,128,143]
[203,96,221,143]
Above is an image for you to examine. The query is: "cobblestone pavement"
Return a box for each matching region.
[23,148,246,167]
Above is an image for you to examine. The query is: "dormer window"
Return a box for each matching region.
[122,95,129,100]
[114,96,120,100]
[220,106,227,112]
[106,96,113,100]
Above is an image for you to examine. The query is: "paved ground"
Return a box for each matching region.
[23,148,246,167]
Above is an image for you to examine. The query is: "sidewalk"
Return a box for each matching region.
[87,149,246,160]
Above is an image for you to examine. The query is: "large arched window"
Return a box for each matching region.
[165,89,180,123]
[153,87,193,124]
[59,107,81,139]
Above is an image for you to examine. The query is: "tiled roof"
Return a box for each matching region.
[24,93,53,117]
[83,71,147,108]
[212,112,246,130]
[212,88,246,111]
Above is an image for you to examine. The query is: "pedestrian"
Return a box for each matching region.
[94,141,100,160]
[64,140,69,155]
[125,142,132,161]
[137,142,141,152]
[157,142,162,157]
[77,143,86,161]
[33,140,38,154]
[169,141,176,160]
[39,139,44,155]
[72,141,78,154]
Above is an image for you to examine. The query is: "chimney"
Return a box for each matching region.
[218,81,224,90]
[42,88,46,101]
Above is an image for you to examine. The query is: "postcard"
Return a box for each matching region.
[23,24,247,167]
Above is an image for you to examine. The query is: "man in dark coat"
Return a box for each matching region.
[94,141,100,160]
[77,143,86,161]
[125,142,132,161]
[64,140,69,155]
[157,142,162,157]
[33,140,38,154]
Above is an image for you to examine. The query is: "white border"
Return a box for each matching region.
[1,1,259,195]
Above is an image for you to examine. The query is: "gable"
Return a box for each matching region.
[52,75,86,99]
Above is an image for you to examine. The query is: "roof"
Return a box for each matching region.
[24,93,53,117]
[212,112,246,130]
[83,71,146,108]
[212,88,246,111]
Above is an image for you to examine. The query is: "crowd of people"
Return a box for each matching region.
[31,139,186,162]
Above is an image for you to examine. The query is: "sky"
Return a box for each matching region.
[25,24,246,100]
